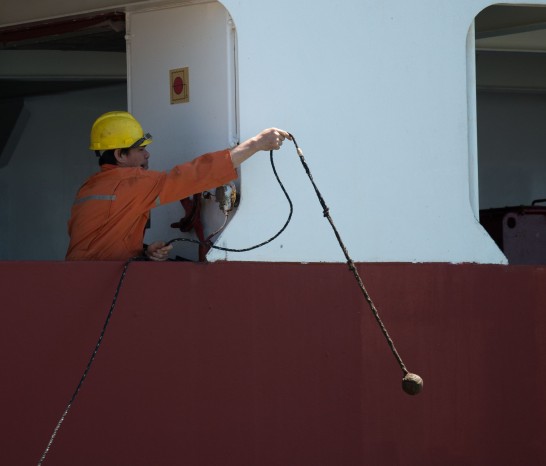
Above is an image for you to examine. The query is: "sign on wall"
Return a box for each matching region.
[170,67,189,104]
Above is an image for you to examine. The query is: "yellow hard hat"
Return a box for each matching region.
[89,111,152,150]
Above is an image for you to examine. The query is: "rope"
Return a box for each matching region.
[167,149,292,252]
[168,136,409,374]
[38,134,415,464]
[288,135,409,375]
[37,257,146,466]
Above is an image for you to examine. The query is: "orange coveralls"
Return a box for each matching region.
[66,150,237,261]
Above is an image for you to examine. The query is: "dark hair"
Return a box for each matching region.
[98,148,129,166]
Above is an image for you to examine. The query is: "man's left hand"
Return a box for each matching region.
[145,241,173,261]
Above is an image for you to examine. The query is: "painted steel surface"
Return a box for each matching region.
[1,261,545,465]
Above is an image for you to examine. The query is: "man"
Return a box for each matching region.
[66,111,290,261]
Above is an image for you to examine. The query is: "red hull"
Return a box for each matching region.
[1,261,545,465]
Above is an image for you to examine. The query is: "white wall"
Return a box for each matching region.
[0,84,127,260]
[204,0,515,263]
[127,3,238,261]
[123,0,520,263]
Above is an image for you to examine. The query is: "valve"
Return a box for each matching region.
[213,183,238,213]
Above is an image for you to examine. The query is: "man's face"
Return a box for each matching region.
[116,146,150,169]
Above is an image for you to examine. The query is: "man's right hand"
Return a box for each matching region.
[230,128,292,167]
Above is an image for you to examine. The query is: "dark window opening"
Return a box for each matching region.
[476,4,546,264]
[0,12,128,260]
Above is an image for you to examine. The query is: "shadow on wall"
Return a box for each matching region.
[0,98,29,168]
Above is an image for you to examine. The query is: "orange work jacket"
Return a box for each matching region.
[66,149,237,261]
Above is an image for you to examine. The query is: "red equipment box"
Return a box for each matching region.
[480,200,546,265]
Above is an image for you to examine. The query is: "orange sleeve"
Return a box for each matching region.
[155,149,238,206]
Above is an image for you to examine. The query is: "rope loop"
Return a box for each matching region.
[38,133,419,465]
[167,150,292,254]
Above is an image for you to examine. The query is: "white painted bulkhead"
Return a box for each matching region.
[3,0,546,263]
[174,0,509,263]
[126,3,240,261]
[128,0,509,263]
